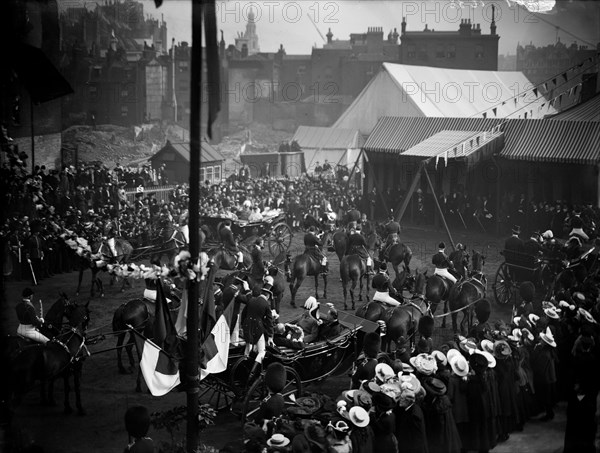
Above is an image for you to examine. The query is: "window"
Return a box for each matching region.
[297,65,306,76]
[121,88,129,98]
[447,44,456,58]
[407,45,416,59]
[436,45,445,59]
[200,167,206,183]
[213,165,221,182]
[121,105,128,117]
[475,45,484,59]
[205,166,214,183]
[92,67,101,78]
[88,85,98,100]
[178,61,189,72]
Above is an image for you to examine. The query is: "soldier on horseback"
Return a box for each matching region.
[347,224,374,275]
[15,287,49,343]
[304,226,328,274]
[219,219,245,270]
[371,271,400,307]
[104,217,119,262]
[432,242,458,284]
[382,210,401,261]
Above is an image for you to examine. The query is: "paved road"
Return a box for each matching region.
[0,225,567,452]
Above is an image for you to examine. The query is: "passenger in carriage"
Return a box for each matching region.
[523,231,543,257]
[297,296,322,343]
[274,322,305,350]
[505,225,525,253]
[318,304,344,341]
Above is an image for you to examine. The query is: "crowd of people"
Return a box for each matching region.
[228,280,600,453]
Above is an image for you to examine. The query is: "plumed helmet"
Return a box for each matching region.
[304,296,319,311]
[264,362,286,393]
[519,281,535,303]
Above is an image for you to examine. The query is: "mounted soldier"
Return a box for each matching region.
[382,210,401,260]
[250,237,267,280]
[219,219,245,270]
[15,287,49,343]
[432,242,457,284]
[371,269,400,307]
[304,226,328,274]
[347,224,374,275]
[103,217,120,261]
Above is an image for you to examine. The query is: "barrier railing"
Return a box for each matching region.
[124,185,176,203]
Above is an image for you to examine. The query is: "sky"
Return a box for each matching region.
[59,1,600,55]
[137,0,600,55]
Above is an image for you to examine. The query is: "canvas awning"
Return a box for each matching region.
[402,129,504,164]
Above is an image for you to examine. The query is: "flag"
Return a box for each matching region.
[175,286,188,337]
[199,296,236,380]
[198,264,217,345]
[136,280,181,396]
[203,0,220,140]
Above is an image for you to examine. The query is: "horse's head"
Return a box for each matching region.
[414,269,427,296]
[67,301,91,333]
[367,232,382,252]
[471,250,485,272]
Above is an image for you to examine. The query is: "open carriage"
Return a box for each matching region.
[200,213,293,258]
[197,311,379,424]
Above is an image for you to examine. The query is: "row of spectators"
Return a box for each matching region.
[235,289,600,453]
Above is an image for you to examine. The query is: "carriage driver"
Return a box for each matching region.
[16,287,49,343]
[432,242,458,284]
[348,224,374,275]
[304,226,328,274]
[219,219,245,269]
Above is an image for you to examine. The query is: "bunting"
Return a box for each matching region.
[562,72,568,83]
[533,88,538,97]
[492,107,497,117]
[542,83,548,92]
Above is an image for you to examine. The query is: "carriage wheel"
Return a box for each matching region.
[268,223,293,257]
[229,356,252,395]
[241,366,302,426]
[198,376,237,412]
[493,263,515,305]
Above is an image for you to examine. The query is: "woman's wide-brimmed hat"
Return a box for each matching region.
[410,353,438,376]
[480,350,497,368]
[543,306,561,320]
[540,327,557,347]
[348,406,370,428]
[449,354,470,377]
[579,308,597,324]
[446,348,462,364]
[459,338,478,355]
[493,340,512,359]
[267,434,291,448]
[375,363,395,382]
[480,339,494,354]
[423,377,447,396]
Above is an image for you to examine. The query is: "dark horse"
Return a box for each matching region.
[285,249,328,308]
[149,224,194,264]
[7,301,90,415]
[356,269,428,352]
[333,229,349,263]
[447,250,487,334]
[112,299,153,392]
[340,232,381,310]
[76,238,133,297]
[208,246,253,271]
[222,265,287,313]
[378,240,412,281]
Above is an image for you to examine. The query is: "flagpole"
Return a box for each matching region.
[187,0,202,450]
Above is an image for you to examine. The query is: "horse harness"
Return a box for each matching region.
[50,328,90,367]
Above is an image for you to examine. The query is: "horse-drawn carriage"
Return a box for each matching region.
[200,213,293,258]
[197,311,379,424]
[492,249,556,305]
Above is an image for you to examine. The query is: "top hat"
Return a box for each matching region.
[438,242,446,250]
[512,225,521,235]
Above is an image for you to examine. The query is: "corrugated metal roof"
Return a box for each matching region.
[401,130,502,158]
[151,141,225,164]
[363,117,503,153]
[501,119,600,165]
[292,126,362,150]
[547,93,600,122]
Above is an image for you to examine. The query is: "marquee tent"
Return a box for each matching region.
[333,62,557,134]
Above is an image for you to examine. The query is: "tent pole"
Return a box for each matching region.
[395,160,424,223]
[423,165,456,250]
[345,148,363,192]
[186,0,202,450]
[363,151,389,216]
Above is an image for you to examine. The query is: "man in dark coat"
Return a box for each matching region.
[523,232,543,258]
[26,220,44,284]
[219,220,244,269]
[241,286,274,381]
[351,331,381,389]
[505,225,525,253]
[303,226,327,274]
[432,242,457,284]
[250,237,266,280]
[347,224,374,274]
